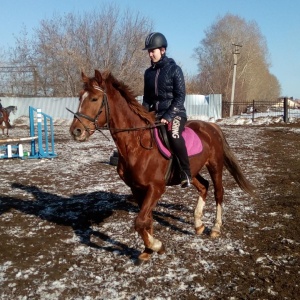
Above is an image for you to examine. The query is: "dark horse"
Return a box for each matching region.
[69,70,256,263]
[0,106,17,136]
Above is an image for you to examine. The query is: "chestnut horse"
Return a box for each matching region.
[0,106,17,136]
[69,70,256,263]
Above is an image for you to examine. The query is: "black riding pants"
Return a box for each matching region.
[167,116,191,177]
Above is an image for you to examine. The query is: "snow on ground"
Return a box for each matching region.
[0,115,299,299]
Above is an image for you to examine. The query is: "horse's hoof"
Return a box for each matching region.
[195,224,205,235]
[157,244,166,255]
[135,258,149,266]
[210,230,220,238]
[137,252,152,265]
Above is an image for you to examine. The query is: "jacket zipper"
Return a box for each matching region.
[155,69,160,96]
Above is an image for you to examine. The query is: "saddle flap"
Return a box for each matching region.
[154,126,203,159]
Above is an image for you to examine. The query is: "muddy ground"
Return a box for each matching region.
[0,120,299,299]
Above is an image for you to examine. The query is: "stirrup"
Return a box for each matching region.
[181,176,191,188]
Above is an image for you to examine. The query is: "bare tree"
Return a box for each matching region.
[8,4,152,97]
[194,14,281,102]
[0,27,38,96]
[185,73,202,94]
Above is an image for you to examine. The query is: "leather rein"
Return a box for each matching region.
[66,86,165,143]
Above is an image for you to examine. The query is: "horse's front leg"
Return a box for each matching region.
[193,174,209,235]
[134,185,165,263]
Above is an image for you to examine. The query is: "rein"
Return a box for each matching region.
[67,85,166,146]
[111,122,165,133]
[66,85,165,150]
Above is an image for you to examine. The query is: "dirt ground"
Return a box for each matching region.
[0,120,299,299]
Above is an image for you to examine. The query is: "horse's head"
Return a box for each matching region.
[12,106,17,114]
[4,106,17,115]
[69,70,108,141]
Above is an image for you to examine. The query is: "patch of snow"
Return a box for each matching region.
[0,114,298,299]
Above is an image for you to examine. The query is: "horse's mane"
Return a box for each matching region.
[102,72,155,124]
[3,106,17,114]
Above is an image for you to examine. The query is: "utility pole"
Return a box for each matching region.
[230,43,242,117]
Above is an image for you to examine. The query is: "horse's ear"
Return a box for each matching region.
[94,69,103,85]
[81,71,89,83]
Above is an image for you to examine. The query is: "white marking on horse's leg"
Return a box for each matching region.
[147,232,162,252]
[194,195,205,234]
[211,203,222,236]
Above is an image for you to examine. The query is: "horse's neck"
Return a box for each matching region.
[108,96,146,130]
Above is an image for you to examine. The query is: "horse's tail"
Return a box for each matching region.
[212,123,257,198]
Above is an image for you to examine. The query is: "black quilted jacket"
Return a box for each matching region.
[142,56,187,122]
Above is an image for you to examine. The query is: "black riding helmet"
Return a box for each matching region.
[143,32,168,50]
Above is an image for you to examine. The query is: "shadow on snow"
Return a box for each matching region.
[0,183,203,260]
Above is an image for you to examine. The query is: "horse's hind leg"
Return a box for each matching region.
[0,124,5,136]
[4,121,11,136]
[193,174,209,235]
[207,165,224,238]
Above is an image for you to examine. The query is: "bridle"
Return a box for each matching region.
[66,85,111,140]
[67,84,165,144]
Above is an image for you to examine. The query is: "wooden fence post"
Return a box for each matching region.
[252,99,255,122]
[283,97,288,122]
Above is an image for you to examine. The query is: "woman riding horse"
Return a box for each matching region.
[142,32,191,188]
[69,70,256,264]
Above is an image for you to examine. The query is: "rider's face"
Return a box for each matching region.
[148,48,165,63]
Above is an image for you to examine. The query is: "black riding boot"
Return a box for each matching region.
[167,116,192,188]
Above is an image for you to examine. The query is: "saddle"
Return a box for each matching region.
[154,125,203,183]
[154,125,203,159]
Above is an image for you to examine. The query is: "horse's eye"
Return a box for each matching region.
[91,98,98,102]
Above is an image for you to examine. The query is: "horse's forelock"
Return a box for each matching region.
[82,77,101,93]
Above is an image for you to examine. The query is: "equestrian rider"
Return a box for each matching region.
[142,32,192,188]
[0,99,4,117]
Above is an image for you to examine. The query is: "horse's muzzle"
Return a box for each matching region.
[70,125,90,141]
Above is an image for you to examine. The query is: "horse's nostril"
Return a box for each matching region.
[73,128,82,137]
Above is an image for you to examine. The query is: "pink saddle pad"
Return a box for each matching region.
[154,127,203,159]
